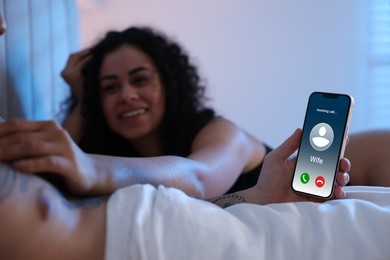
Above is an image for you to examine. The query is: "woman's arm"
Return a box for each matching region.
[61,49,91,142]
[90,118,266,198]
[0,118,266,199]
[185,118,266,197]
[208,128,351,208]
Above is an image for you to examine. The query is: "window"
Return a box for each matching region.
[367,0,390,128]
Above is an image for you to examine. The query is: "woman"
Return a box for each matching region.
[1,27,272,199]
[61,26,390,194]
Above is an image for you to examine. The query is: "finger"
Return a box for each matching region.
[74,53,91,69]
[0,119,40,137]
[11,156,71,175]
[12,156,82,194]
[0,119,60,137]
[0,132,68,161]
[333,185,346,199]
[68,48,92,64]
[0,129,56,147]
[0,141,52,161]
[77,48,92,56]
[336,171,349,187]
[70,48,91,59]
[339,158,351,173]
[273,128,302,160]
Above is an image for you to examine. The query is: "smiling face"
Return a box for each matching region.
[99,45,166,145]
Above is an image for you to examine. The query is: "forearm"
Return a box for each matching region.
[89,154,206,198]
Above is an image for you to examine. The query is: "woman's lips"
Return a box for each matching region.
[119,108,147,119]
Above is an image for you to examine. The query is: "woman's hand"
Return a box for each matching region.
[61,49,91,99]
[0,13,6,36]
[249,128,350,205]
[0,119,97,196]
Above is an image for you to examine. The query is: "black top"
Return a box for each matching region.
[226,144,273,194]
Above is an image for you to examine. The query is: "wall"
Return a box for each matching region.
[77,0,366,147]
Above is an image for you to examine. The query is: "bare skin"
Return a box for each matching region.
[345,130,390,186]
[212,128,350,207]
[0,163,106,260]
[0,13,5,35]
[0,118,265,199]
[0,129,350,259]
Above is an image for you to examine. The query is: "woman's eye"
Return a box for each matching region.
[101,85,119,93]
[132,77,150,86]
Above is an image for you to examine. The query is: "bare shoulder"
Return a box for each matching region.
[201,118,259,137]
[347,129,390,157]
[192,118,266,172]
[346,129,390,185]
[202,117,239,129]
[194,117,261,145]
[349,129,390,142]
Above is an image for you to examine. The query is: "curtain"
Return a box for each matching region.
[0,0,80,120]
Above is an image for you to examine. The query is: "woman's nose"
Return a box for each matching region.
[120,85,139,102]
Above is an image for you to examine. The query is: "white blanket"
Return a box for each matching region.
[105,185,390,260]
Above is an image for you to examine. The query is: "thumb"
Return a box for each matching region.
[273,128,302,160]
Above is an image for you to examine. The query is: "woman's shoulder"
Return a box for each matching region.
[198,117,240,134]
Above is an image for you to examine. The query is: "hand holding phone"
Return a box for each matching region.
[291,92,354,198]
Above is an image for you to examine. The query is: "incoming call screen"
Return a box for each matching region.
[292,93,352,198]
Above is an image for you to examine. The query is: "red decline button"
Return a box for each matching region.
[315,176,325,188]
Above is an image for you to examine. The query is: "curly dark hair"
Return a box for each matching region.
[66,27,215,157]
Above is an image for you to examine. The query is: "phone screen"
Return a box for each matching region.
[292,92,354,198]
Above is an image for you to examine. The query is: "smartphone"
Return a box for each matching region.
[291,92,354,198]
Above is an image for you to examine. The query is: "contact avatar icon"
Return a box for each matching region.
[309,123,334,151]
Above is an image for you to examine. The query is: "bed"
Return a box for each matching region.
[1,1,390,260]
[105,184,390,260]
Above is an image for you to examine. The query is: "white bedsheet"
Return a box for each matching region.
[105,185,390,260]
